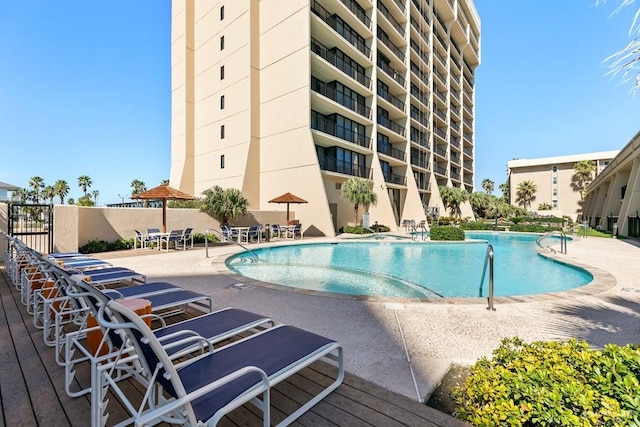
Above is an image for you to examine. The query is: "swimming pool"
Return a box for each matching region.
[225,232,593,299]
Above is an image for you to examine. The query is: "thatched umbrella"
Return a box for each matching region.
[131,184,194,232]
[268,192,308,222]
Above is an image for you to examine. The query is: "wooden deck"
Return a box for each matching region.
[0,265,469,426]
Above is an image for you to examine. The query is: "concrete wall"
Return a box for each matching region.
[0,203,289,255]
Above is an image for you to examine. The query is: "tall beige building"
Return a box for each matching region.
[170,0,480,236]
[508,151,618,221]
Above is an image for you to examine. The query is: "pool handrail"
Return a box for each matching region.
[478,244,496,311]
[536,231,567,254]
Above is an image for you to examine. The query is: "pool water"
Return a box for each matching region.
[225,232,593,298]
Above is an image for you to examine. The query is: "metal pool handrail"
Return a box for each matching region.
[478,244,496,311]
[536,230,567,254]
[204,228,262,262]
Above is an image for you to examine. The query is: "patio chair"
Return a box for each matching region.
[63,276,274,408]
[287,223,303,239]
[241,224,261,243]
[94,299,344,427]
[271,224,282,239]
[180,227,194,250]
[221,225,238,242]
[160,229,184,251]
[134,229,156,250]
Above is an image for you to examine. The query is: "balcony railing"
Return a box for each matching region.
[410,85,429,106]
[391,0,406,14]
[377,88,405,112]
[384,172,407,185]
[378,0,405,37]
[312,1,371,58]
[377,57,405,87]
[377,27,406,62]
[339,0,371,29]
[450,155,461,165]
[434,145,447,158]
[311,38,371,88]
[410,39,430,68]
[463,147,473,157]
[319,155,371,178]
[378,117,406,136]
[435,165,448,176]
[311,113,372,149]
[410,109,429,128]
[435,108,447,121]
[312,77,371,118]
[434,127,447,140]
[411,156,430,169]
[464,176,473,186]
[463,133,472,143]
[377,141,406,161]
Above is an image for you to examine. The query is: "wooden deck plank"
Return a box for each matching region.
[0,264,469,427]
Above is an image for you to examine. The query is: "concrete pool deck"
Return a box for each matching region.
[99,235,640,403]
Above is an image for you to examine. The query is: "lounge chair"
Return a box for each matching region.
[93,299,344,427]
[221,225,238,242]
[63,276,274,408]
[287,223,303,239]
[271,224,282,239]
[180,227,194,249]
[134,229,157,250]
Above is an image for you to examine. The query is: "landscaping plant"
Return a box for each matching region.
[452,337,640,426]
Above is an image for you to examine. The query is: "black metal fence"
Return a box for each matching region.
[7,203,53,253]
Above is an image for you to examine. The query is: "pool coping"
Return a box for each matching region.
[209,237,617,305]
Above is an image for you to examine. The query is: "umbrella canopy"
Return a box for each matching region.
[131,184,194,232]
[268,192,308,222]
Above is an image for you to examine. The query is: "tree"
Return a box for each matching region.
[481,178,494,195]
[515,180,537,210]
[538,202,552,210]
[340,177,378,226]
[469,191,493,219]
[77,195,94,206]
[28,176,45,203]
[67,198,75,205]
[130,179,147,196]
[161,179,170,186]
[14,188,28,203]
[439,186,469,218]
[572,160,596,201]
[596,0,640,93]
[499,181,510,203]
[201,185,249,225]
[77,175,92,197]
[53,179,70,204]
[92,190,99,206]
[42,185,55,204]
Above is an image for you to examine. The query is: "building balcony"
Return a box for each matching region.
[411,156,430,170]
[378,0,406,38]
[312,76,371,119]
[378,117,406,137]
[311,114,372,149]
[319,155,372,178]
[378,141,406,161]
[434,145,447,159]
[384,172,407,186]
[377,57,406,88]
[338,0,371,30]
[312,0,371,58]
[377,88,405,112]
[311,38,371,89]
[377,27,406,63]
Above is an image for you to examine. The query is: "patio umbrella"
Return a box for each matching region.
[268,192,308,222]
[131,184,194,232]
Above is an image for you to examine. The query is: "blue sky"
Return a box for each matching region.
[0,1,638,204]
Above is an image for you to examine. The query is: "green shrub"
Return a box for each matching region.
[509,224,563,233]
[339,225,373,234]
[79,238,134,254]
[453,337,640,426]
[460,221,497,231]
[429,225,465,241]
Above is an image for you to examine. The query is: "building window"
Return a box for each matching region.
[220,65,225,80]
[220,5,224,20]
[553,200,558,208]
[220,154,225,169]
[552,177,557,184]
[220,95,225,109]
[553,189,557,196]
[552,165,558,172]
[221,125,225,139]
[220,36,225,50]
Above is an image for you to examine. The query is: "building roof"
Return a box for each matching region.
[507,150,620,169]
[0,181,20,191]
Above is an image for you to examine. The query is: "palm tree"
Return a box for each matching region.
[131,179,147,196]
[92,190,99,206]
[28,176,45,203]
[515,180,537,210]
[469,191,493,219]
[53,179,70,204]
[481,179,494,195]
[42,186,56,204]
[439,186,469,218]
[201,185,249,225]
[340,177,377,226]
[160,179,170,186]
[572,160,596,201]
[77,175,92,197]
[14,188,28,203]
[499,181,510,203]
